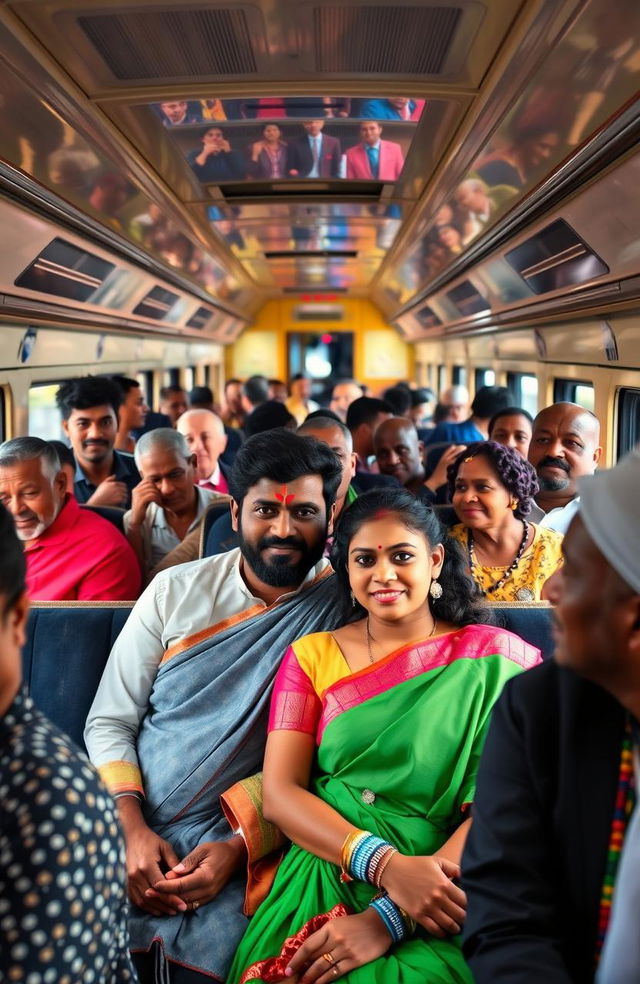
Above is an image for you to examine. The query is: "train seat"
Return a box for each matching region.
[80,503,126,533]
[22,601,556,753]
[201,511,238,557]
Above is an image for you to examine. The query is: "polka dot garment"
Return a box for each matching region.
[0,688,136,982]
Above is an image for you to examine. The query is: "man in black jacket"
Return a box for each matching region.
[462,446,640,983]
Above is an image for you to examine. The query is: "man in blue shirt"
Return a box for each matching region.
[56,376,140,508]
[424,386,513,472]
[359,97,424,121]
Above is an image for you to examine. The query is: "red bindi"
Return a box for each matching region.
[377,545,382,550]
[275,484,295,506]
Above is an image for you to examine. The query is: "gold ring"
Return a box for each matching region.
[322,952,334,965]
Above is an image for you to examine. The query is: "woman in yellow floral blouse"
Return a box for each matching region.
[447,441,563,601]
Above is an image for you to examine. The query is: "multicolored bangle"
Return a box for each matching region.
[368,893,413,943]
[339,830,398,886]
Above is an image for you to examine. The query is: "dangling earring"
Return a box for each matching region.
[350,591,356,607]
[429,579,443,600]
[511,499,518,511]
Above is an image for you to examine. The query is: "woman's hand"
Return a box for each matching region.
[380,853,466,937]
[285,909,392,982]
[148,836,247,911]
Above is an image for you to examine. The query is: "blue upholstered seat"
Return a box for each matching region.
[23,601,555,753]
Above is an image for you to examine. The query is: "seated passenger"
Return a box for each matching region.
[0,437,140,601]
[0,503,137,981]
[448,442,563,601]
[285,373,320,425]
[57,375,140,508]
[374,416,462,504]
[187,127,246,182]
[382,385,412,417]
[298,415,357,519]
[462,446,640,982]
[85,431,345,982]
[410,386,436,431]
[487,405,533,459]
[528,402,602,534]
[124,429,225,578]
[227,489,541,983]
[187,388,243,468]
[345,121,405,181]
[268,378,288,403]
[176,408,229,492]
[346,396,393,476]
[244,400,297,436]
[425,385,512,446]
[112,374,149,452]
[159,385,189,427]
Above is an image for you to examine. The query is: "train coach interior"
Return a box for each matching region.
[0,0,638,458]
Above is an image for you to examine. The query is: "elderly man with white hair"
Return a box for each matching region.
[124,428,225,578]
[176,407,229,492]
[462,446,640,983]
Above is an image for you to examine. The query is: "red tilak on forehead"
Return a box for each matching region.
[372,508,390,520]
[275,484,295,505]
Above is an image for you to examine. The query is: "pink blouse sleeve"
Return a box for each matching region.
[268,645,322,736]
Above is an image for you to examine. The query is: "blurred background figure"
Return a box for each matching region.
[329,379,363,422]
[112,375,149,453]
[159,385,189,428]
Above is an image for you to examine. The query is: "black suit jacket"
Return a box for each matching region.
[462,661,626,983]
[286,134,341,178]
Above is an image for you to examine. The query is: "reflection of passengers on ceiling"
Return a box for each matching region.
[187,128,246,182]
[286,120,341,179]
[359,97,425,120]
[248,124,288,180]
[345,121,405,181]
[158,100,203,126]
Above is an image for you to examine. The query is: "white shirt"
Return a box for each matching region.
[84,549,330,774]
[285,396,320,426]
[123,485,220,573]
[537,496,580,535]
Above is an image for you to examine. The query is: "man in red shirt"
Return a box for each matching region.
[0,437,140,601]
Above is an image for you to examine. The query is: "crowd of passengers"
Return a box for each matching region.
[1,368,638,983]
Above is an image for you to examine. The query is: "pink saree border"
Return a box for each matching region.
[317,624,540,743]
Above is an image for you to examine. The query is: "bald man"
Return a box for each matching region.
[177,408,229,493]
[373,417,428,494]
[528,402,602,534]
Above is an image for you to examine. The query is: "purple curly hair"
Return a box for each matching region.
[446,441,539,518]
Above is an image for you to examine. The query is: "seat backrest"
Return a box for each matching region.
[80,503,126,534]
[203,512,239,557]
[488,602,555,662]
[23,602,133,750]
[197,501,233,557]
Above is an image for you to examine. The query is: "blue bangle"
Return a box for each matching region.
[350,834,391,883]
[368,893,408,943]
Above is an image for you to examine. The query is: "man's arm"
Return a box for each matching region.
[462,678,573,983]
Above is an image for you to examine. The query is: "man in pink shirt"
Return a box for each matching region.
[345,121,405,181]
[0,437,140,601]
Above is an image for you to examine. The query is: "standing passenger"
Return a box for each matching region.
[57,376,140,508]
[85,430,344,983]
[0,503,137,981]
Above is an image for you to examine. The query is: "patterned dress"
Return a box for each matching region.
[449,523,564,601]
[0,689,135,982]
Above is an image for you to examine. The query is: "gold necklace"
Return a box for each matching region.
[365,615,438,664]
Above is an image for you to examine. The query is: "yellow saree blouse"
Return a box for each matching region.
[449,522,563,601]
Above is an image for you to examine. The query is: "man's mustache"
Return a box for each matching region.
[258,535,305,550]
[536,456,570,473]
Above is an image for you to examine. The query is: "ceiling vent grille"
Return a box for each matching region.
[185,306,214,330]
[313,5,462,74]
[77,8,257,80]
[446,280,490,317]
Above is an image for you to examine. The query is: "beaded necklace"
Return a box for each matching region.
[595,718,636,963]
[467,520,529,596]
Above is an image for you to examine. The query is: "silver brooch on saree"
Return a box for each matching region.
[515,587,535,601]
[361,788,376,805]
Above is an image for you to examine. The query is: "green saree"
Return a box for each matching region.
[229,624,540,983]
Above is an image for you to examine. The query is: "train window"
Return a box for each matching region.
[553,378,595,412]
[616,388,640,460]
[184,367,196,392]
[437,365,447,395]
[475,369,495,390]
[136,371,154,406]
[507,372,538,416]
[28,383,64,441]
[452,366,467,386]
[164,369,180,388]
[288,332,353,381]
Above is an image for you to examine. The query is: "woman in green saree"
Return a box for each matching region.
[228,489,541,983]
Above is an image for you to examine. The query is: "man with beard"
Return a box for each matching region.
[85,429,343,983]
[528,402,601,533]
[56,376,140,508]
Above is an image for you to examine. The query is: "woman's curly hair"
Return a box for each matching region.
[330,487,489,627]
[446,441,539,519]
